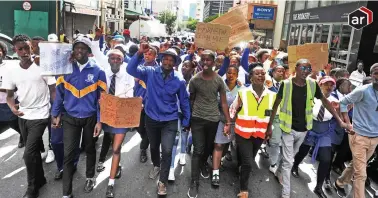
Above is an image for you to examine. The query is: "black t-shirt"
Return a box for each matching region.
[277,81,322,132]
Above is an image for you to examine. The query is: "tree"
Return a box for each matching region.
[157,11,177,35]
[204,14,221,23]
[186,17,198,32]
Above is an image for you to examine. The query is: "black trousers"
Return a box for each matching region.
[62,114,97,196]
[294,144,332,188]
[99,132,113,162]
[190,117,218,182]
[19,118,49,193]
[332,134,352,169]
[137,109,149,150]
[235,134,264,191]
[0,119,23,143]
[145,115,177,184]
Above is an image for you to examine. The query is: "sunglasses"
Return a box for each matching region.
[299,66,312,72]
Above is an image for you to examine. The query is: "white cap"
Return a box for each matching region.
[48,34,58,42]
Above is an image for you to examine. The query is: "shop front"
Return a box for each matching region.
[287,1,378,73]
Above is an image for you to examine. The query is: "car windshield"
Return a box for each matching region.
[0,37,17,59]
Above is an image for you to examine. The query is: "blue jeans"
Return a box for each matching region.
[145,115,178,184]
[170,118,190,168]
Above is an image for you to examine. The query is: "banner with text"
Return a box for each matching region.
[288,43,329,74]
[194,22,231,51]
[39,42,73,75]
[100,93,142,128]
[211,9,253,48]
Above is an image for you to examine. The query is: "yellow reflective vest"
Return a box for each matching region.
[279,78,316,133]
[235,87,276,139]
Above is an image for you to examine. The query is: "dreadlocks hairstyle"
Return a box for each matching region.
[0,41,8,57]
[12,34,31,45]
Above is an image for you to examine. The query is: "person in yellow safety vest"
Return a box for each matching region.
[229,66,276,198]
[265,59,351,198]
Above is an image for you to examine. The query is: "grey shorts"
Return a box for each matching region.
[214,122,235,144]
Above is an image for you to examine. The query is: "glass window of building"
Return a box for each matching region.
[306,0,319,9]
[338,25,352,60]
[330,24,342,60]
[282,24,289,40]
[289,25,300,45]
[314,24,330,43]
[320,0,332,7]
[294,1,305,11]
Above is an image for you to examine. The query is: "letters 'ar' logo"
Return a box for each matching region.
[348,6,373,30]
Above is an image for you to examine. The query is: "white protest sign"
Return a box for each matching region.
[39,42,73,75]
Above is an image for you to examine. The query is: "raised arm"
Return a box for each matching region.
[126,43,151,82]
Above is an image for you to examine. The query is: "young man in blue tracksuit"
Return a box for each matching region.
[127,44,190,196]
[52,36,107,198]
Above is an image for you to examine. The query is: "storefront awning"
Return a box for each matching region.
[125,9,142,16]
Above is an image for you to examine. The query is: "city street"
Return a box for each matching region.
[0,127,375,198]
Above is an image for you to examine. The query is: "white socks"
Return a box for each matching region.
[108,179,115,186]
[213,169,219,176]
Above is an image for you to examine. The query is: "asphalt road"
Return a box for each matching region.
[0,127,376,198]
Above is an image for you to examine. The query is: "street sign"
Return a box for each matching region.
[22,1,31,11]
[252,6,275,20]
[348,6,373,30]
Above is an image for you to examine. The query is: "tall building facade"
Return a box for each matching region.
[195,0,204,22]
[282,1,378,73]
[189,3,196,19]
[203,0,233,20]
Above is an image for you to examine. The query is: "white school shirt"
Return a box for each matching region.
[312,95,339,121]
[105,63,134,98]
[1,63,56,120]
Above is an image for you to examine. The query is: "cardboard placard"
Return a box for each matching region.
[194,22,231,51]
[39,42,73,75]
[211,9,253,48]
[288,43,329,74]
[100,93,142,128]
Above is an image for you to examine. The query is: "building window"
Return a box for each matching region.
[301,25,313,44]
[320,0,332,7]
[339,25,352,60]
[306,0,319,9]
[290,25,300,45]
[330,24,342,61]
[282,24,289,40]
[314,24,330,43]
[294,1,305,11]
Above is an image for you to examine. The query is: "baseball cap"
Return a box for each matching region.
[48,34,58,42]
[319,76,336,85]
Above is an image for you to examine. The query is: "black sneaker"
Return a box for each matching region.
[54,169,63,180]
[211,174,220,187]
[314,186,327,198]
[106,185,114,198]
[200,164,210,179]
[96,162,105,172]
[324,179,332,190]
[187,180,199,198]
[291,166,299,178]
[333,180,346,198]
[84,179,96,193]
[140,149,147,163]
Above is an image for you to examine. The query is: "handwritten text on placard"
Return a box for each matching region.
[194,22,231,51]
[100,93,142,128]
[39,42,73,75]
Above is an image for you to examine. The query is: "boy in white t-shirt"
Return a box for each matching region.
[2,34,56,198]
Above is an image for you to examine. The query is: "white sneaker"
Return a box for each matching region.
[168,168,175,181]
[41,151,48,160]
[179,153,186,165]
[269,164,278,174]
[45,150,55,163]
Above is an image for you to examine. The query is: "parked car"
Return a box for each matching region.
[0,33,18,59]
